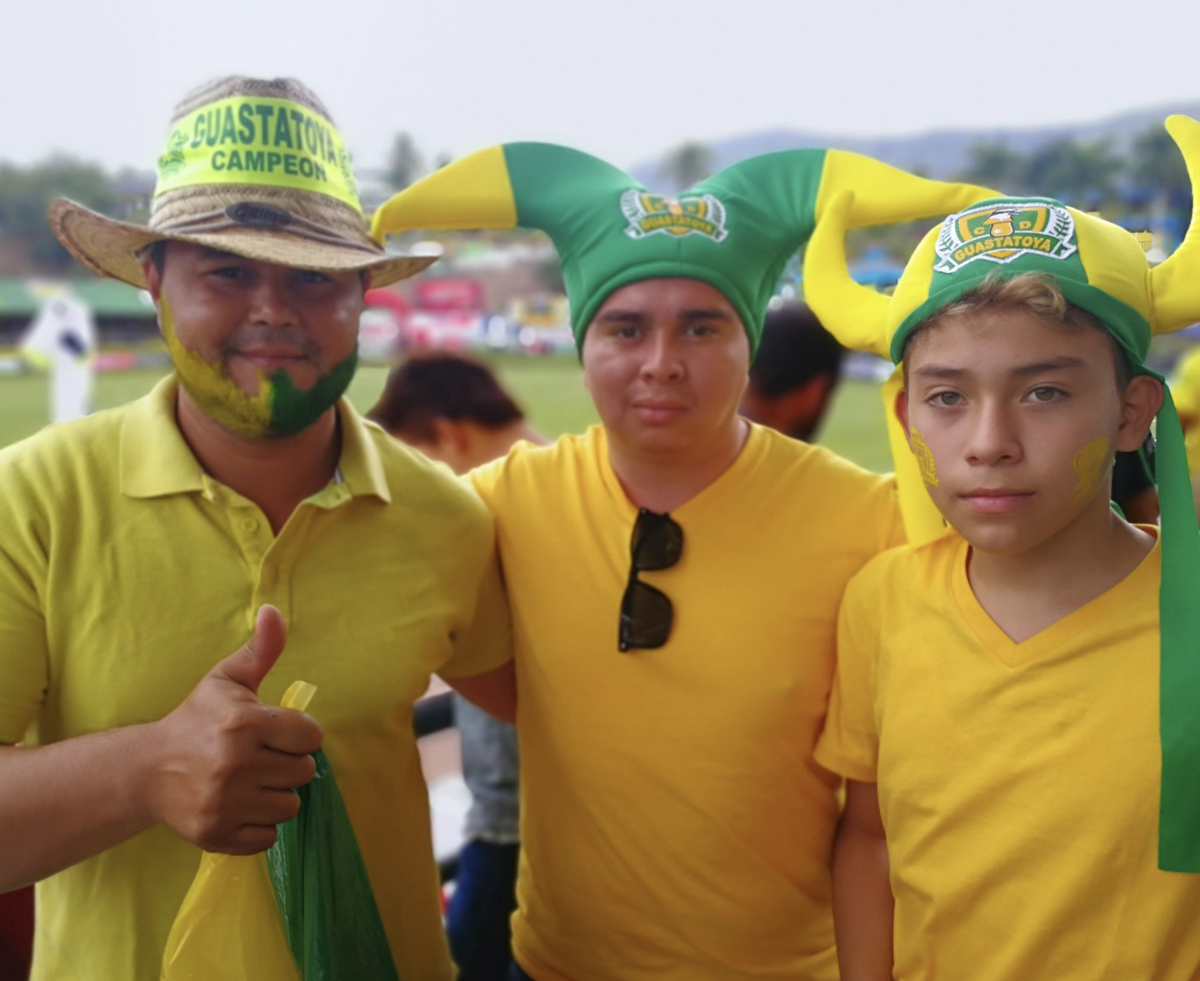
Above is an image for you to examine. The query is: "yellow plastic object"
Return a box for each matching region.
[160,682,316,981]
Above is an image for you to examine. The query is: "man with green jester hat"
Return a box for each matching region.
[0,75,515,981]
[373,142,995,981]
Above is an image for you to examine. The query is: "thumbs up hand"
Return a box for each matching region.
[144,605,323,854]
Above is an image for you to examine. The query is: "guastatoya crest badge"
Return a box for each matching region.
[934,200,1077,273]
[621,190,729,242]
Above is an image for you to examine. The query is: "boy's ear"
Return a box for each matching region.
[894,384,914,451]
[1116,375,1165,453]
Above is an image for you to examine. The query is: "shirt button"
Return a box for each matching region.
[241,517,259,533]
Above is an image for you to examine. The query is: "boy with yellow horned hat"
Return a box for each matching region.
[0,76,515,981]
[372,144,994,980]
[807,115,1200,980]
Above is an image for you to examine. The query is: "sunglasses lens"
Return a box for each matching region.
[631,512,683,572]
[619,580,673,651]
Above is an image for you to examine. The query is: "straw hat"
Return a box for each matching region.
[50,76,434,289]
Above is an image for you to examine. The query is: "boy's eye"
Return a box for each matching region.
[297,270,331,285]
[930,391,963,406]
[208,265,246,279]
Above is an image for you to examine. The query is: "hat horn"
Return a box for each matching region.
[370,145,519,241]
[1149,115,1200,334]
[817,150,999,229]
[371,143,640,245]
[802,191,892,358]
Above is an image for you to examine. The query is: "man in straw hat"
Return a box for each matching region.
[0,76,514,981]
[371,143,994,980]
[808,116,1200,980]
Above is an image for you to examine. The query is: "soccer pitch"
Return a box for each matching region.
[0,355,894,473]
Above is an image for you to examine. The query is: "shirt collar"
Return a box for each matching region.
[121,374,391,503]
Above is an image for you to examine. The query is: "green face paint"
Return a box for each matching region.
[160,298,357,439]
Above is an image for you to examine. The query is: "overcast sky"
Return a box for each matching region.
[5,0,1199,177]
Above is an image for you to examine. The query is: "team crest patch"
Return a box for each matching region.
[934,202,1077,273]
[621,190,728,242]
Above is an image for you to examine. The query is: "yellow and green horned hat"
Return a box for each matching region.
[806,113,1200,874]
[371,142,997,353]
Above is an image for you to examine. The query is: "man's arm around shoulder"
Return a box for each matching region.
[443,660,516,724]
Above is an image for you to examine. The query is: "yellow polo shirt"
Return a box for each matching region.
[816,532,1200,981]
[471,424,900,981]
[0,376,511,981]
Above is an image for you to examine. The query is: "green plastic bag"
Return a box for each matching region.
[266,750,400,980]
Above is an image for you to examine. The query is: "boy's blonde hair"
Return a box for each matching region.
[904,271,1133,387]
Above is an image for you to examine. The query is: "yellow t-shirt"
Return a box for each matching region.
[0,377,512,981]
[816,532,1200,981]
[471,424,900,981]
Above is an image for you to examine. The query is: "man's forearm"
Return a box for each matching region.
[0,727,158,891]
[832,823,894,981]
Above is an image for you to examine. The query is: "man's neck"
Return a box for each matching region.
[607,418,750,514]
[967,496,1155,644]
[175,387,342,534]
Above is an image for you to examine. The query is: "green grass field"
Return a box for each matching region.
[0,354,894,472]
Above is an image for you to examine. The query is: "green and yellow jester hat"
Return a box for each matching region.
[805,114,1200,873]
[370,143,998,353]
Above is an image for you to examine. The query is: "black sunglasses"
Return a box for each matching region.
[619,509,684,652]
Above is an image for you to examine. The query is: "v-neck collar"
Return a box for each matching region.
[594,422,769,525]
[949,529,1161,669]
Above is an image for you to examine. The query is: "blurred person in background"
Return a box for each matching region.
[369,352,544,981]
[739,301,844,442]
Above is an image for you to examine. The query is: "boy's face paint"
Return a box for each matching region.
[1071,437,1111,509]
[909,426,939,487]
[151,243,363,439]
[902,307,1125,557]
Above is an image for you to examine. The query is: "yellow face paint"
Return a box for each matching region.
[910,426,939,487]
[1071,437,1110,509]
[160,298,357,439]
[160,298,274,438]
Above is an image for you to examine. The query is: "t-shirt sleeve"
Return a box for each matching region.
[437,466,513,679]
[439,540,513,679]
[815,562,883,782]
[0,511,49,744]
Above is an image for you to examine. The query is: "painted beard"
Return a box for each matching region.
[160,299,357,439]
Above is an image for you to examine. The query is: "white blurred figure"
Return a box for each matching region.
[22,295,96,423]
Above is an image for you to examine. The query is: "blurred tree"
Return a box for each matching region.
[1129,124,1190,198]
[0,156,126,272]
[1023,137,1121,207]
[660,142,713,191]
[959,142,1025,191]
[385,133,424,191]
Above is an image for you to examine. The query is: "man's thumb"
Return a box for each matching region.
[217,605,288,695]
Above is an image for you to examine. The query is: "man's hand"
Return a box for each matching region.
[144,605,323,854]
